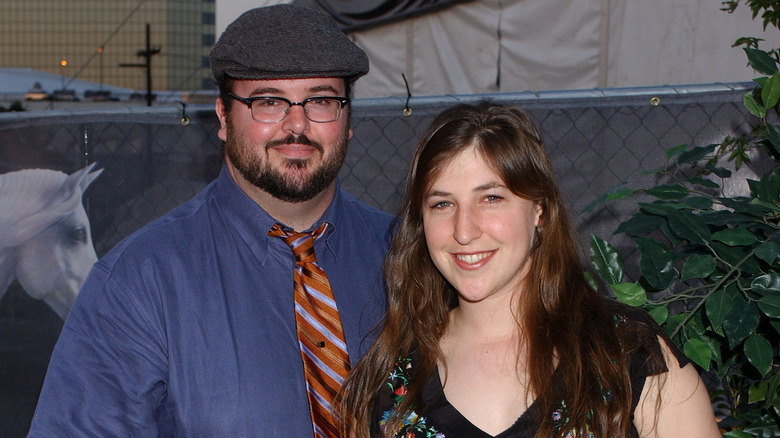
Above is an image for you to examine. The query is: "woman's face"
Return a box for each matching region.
[422,147,542,305]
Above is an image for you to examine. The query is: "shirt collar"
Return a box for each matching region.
[213,164,343,263]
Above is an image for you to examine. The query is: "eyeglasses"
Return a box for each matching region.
[227,93,349,123]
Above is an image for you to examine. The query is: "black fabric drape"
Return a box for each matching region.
[292,0,475,32]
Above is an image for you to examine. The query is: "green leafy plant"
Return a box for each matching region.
[585,8,780,434]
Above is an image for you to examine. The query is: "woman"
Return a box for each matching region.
[339,102,720,437]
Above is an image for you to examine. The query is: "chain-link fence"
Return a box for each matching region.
[0,82,759,436]
[1,83,758,254]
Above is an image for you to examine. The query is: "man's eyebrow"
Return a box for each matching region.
[248,85,341,96]
[308,84,340,95]
[249,87,282,95]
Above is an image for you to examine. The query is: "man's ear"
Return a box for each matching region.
[216,97,228,142]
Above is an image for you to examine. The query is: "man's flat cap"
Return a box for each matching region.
[210,4,368,83]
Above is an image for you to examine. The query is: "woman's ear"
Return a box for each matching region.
[534,202,544,227]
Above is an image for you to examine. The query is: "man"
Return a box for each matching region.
[28,5,393,437]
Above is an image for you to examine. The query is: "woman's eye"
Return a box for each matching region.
[430,201,451,209]
[485,195,503,202]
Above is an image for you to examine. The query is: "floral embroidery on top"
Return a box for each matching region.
[551,400,595,438]
[379,356,445,438]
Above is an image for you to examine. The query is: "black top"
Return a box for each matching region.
[371,308,689,438]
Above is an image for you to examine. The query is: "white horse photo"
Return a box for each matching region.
[0,164,102,320]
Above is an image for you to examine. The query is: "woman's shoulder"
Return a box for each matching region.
[606,300,689,375]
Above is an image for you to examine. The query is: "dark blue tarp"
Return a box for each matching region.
[292,0,475,32]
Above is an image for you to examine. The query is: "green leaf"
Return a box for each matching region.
[749,380,768,404]
[719,197,773,217]
[611,282,646,307]
[742,413,780,436]
[667,210,711,245]
[744,333,773,376]
[681,254,716,281]
[752,167,780,203]
[604,187,635,202]
[752,273,780,293]
[745,47,779,75]
[754,76,769,88]
[635,237,675,290]
[646,304,668,325]
[683,176,720,189]
[745,91,768,118]
[711,242,762,274]
[758,295,780,318]
[707,286,736,330]
[665,143,688,159]
[583,271,599,291]
[762,73,780,109]
[722,431,755,438]
[685,310,708,338]
[589,234,623,284]
[682,196,714,209]
[638,201,686,216]
[660,222,683,247]
[711,228,758,246]
[646,184,689,200]
[707,165,732,178]
[677,144,717,165]
[765,123,780,159]
[701,334,722,367]
[683,338,712,370]
[614,213,664,235]
[581,185,633,213]
[716,353,738,381]
[756,240,780,264]
[723,297,760,350]
[700,210,751,226]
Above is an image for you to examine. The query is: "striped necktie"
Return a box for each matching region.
[268,223,350,438]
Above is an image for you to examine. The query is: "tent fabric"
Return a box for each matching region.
[350,0,604,98]
[217,0,780,99]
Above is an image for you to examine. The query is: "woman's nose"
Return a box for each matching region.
[453,207,481,245]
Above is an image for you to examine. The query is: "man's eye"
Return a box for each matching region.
[308,98,335,107]
[257,98,282,107]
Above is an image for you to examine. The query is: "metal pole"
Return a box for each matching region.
[145,23,153,107]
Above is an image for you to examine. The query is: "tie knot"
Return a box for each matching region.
[268,223,328,264]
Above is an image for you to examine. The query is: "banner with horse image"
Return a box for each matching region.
[0,106,224,437]
[0,164,102,432]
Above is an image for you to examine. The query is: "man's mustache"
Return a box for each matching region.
[266,134,323,153]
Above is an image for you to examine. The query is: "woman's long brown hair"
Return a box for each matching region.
[338,102,661,437]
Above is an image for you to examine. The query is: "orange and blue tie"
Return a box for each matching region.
[268,223,350,438]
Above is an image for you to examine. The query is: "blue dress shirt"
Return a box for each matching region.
[28,165,394,437]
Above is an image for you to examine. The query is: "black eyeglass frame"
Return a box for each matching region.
[226,92,350,123]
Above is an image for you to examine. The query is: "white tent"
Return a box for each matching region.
[217,0,780,99]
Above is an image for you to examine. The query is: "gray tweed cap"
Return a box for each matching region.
[210,4,368,83]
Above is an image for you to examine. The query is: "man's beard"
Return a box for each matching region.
[224,119,348,203]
